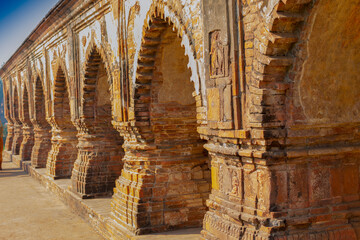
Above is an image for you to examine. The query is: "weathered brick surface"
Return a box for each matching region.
[0,0,359,239]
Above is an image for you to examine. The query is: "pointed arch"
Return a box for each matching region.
[46,63,78,179]
[34,76,49,128]
[4,87,14,152]
[11,85,23,155]
[53,65,75,129]
[71,45,124,197]
[83,40,114,89]
[21,84,31,126]
[13,86,20,124]
[5,89,11,123]
[81,46,114,128]
[31,75,52,168]
[19,83,34,161]
[111,13,210,233]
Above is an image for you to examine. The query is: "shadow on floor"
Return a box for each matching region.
[0,161,27,178]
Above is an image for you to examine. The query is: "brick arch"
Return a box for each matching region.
[83,40,114,89]
[46,64,78,179]
[132,11,204,141]
[33,76,50,128]
[31,75,52,168]
[128,3,205,119]
[81,46,114,129]
[139,3,202,91]
[19,84,34,161]
[21,84,32,127]
[52,65,75,130]
[4,87,14,152]
[5,88,12,124]
[11,85,23,155]
[12,86,21,125]
[71,45,124,198]
[111,12,211,234]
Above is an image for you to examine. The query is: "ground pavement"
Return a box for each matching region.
[0,159,202,240]
[0,159,102,240]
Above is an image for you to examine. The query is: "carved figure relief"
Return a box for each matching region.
[210,31,228,78]
[229,169,242,197]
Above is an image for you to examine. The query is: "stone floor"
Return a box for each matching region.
[0,158,202,240]
[0,159,102,240]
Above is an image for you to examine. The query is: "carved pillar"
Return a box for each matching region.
[19,125,34,161]
[11,124,23,155]
[4,91,14,152]
[5,123,14,151]
[31,126,51,168]
[111,128,210,235]
[71,119,124,198]
[47,126,78,179]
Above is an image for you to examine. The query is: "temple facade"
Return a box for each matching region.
[1,0,360,239]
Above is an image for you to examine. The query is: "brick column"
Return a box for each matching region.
[46,127,78,179]
[11,123,23,155]
[111,124,210,235]
[5,123,14,152]
[31,126,52,168]
[19,125,34,161]
[70,120,124,198]
[19,86,34,162]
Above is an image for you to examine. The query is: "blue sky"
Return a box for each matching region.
[0,0,59,66]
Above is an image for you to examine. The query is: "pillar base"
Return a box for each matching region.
[47,135,77,179]
[11,125,23,155]
[31,129,52,168]
[110,140,211,235]
[19,127,34,161]
[5,124,14,152]
[71,136,124,198]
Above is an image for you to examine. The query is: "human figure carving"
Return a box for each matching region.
[210,31,224,77]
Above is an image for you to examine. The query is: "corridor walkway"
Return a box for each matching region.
[0,159,102,240]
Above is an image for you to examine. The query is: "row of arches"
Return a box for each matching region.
[4,15,210,233]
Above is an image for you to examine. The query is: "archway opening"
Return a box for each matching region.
[13,87,20,123]
[71,48,124,197]
[5,92,14,151]
[34,77,49,127]
[19,85,34,161]
[47,66,78,178]
[147,20,210,230]
[31,77,52,168]
[12,86,22,155]
[113,18,211,232]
